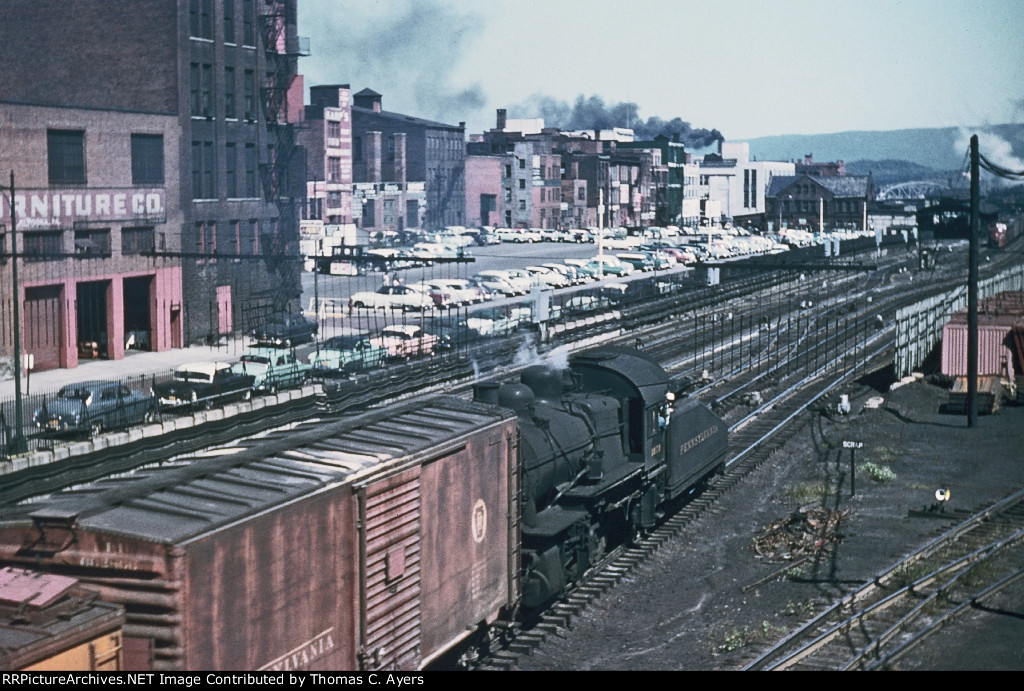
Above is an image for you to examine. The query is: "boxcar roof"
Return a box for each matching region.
[13,397,511,545]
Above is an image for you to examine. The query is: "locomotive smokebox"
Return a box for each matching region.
[520,365,567,401]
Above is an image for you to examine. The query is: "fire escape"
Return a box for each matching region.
[257,1,309,311]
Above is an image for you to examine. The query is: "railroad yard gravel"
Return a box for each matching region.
[513,375,1024,671]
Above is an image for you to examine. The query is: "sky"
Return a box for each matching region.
[298,0,1024,141]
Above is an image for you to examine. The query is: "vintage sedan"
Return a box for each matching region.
[371,325,439,361]
[349,284,432,312]
[251,312,318,347]
[33,380,156,437]
[311,334,388,375]
[153,362,255,411]
[234,347,311,394]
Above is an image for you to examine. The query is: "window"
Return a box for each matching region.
[518,179,525,190]
[191,141,216,199]
[327,157,341,183]
[518,200,526,211]
[225,142,237,197]
[505,164,512,178]
[242,0,255,45]
[190,63,200,115]
[578,187,586,201]
[74,228,110,255]
[201,64,213,117]
[229,220,241,257]
[243,70,256,120]
[131,134,164,185]
[223,0,235,42]
[122,226,155,255]
[327,191,341,208]
[224,67,236,118]
[23,231,62,261]
[519,157,525,169]
[327,120,341,139]
[244,143,257,197]
[47,130,85,184]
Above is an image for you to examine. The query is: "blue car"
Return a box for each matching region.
[33,380,156,437]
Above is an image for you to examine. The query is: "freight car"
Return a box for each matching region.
[0,397,519,671]
[476,346,728,609]
[0,347,726,670]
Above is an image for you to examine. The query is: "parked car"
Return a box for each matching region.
[251,312,318,347]
[616,252,656,272]
[349,284,432,312]
[234,347,311,394]
[311,334,388,375]
[585,256,634,276]
[525,265,570,288]
[371,324,440,361]
[32,380,156,437]
[465,306,532,336]
[154,362,256,411]
[474,271,521,297]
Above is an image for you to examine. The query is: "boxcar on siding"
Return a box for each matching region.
[0,397,519,671]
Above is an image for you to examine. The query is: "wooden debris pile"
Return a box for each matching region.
[752,507,845,560]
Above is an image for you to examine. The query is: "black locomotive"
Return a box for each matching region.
[476,347,728,609]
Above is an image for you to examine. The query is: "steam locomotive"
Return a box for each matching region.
[0,347,728,670]
[476,346,728,609]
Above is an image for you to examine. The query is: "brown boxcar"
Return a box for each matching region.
[0,567,124,671]
[0,397,519,671]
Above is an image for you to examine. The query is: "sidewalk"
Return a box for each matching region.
[0,339,250,400]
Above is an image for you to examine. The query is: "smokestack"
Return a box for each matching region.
[496,109,507,130]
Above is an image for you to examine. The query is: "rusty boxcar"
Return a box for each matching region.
[0,397,519,671]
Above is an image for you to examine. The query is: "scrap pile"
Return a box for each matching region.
[752,507,845,560]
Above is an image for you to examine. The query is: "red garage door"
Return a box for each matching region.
[23,285,63,371]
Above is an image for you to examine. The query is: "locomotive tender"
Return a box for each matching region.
[0,347,726,671]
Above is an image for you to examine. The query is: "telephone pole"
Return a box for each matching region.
[967,135,979,428]
[6,171,27,453]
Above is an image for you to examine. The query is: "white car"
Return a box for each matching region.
[525,266,570,288]
[474,272,519,297]
[477,270,531,295]
[349,284,432,311]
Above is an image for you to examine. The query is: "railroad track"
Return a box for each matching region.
[473,340,890,671]
[742,487,1024,671]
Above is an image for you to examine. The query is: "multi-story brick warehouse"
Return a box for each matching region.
[350,89,465,230]
[0,0,306,370]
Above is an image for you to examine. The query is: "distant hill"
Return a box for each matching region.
[741,124,1024,173]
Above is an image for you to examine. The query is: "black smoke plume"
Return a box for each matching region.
[303,0,485,124]
[514,94,724,149]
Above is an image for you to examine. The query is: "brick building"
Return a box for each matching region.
[351,89,465,230]
[0,0,306,369]
[766,173,873,232]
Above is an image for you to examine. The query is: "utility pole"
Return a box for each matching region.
[967,135,979,427]
[7,171,27,454]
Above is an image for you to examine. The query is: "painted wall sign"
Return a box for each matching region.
[0,187,167,228]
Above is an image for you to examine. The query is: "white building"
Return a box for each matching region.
[696,142,795,227]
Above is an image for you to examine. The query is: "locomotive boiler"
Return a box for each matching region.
[476,347,728,608]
